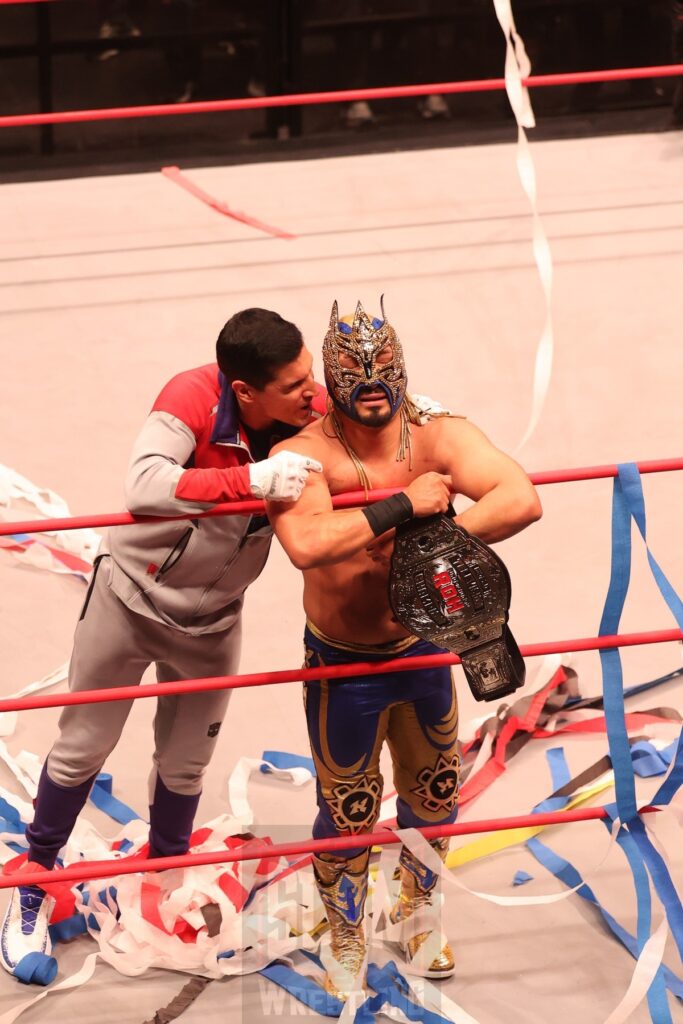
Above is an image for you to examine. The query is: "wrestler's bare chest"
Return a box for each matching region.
[297,420,452,642]
[321,419,448,496]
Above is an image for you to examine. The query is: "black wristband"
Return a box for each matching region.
[362,493,414,537]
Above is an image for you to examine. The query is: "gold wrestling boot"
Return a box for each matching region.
[390,837,455,979]
[313,850,369,1001]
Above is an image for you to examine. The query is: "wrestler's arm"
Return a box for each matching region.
[434,418,542,543]
[267,437,452,570]
[267,448,376,569]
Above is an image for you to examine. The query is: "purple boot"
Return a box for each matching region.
[25,763,97,869]
[148,776,200,859]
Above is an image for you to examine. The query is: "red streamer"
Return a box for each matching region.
[161,165,295,239]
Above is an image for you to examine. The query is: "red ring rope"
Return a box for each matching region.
[1,805,658,891]
[0,629,680,716]
[1,67,682,129]
[1,458,681,539]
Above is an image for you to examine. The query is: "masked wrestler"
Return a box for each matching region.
[267,300,541,1000]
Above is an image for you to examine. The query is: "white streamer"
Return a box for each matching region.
[419,977,484,1024]
[10,662,69,700]
[602,918,669,1024]
[490,0,555,453]
[369,842,483,1021]
[394,824,619,908]
[0,663,69,744]
[0,785,34,826]
[0,742,38,800]
[71,811,318,981]
[0,463,100,566]
[0,953,99,1024]
[227,756,314,829]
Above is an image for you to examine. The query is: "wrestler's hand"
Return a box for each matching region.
[249,451,323,501]
[404,472,453,517]
[366,531,394,567]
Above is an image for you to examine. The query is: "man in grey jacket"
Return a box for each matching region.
[1,307,325,981]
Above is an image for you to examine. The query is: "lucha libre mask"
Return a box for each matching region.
[322,298,407,424]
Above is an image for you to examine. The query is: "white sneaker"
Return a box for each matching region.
[97,21,120,61]
[247,78,266,98]
[418,94,450,120]
[0,885,54,976]
[344,101,375,128]
[174,81,197,104]
[97,19,140,61]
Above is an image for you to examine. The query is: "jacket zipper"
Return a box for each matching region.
[155,527,194,581]
[191,432,266,609]
[78,554,106,621]
[190,513,271,618]
[216,436,255,540]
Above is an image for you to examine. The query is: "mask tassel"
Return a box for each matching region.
[397,406,414,470]
[325,408,373,497]
[325,397,418,495]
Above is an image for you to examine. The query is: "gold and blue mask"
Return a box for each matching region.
[322,298,407,423]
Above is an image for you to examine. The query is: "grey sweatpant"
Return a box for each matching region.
[47,556,241,799]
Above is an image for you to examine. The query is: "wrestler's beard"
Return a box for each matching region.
[348,385,399,427]
[327,392,412,494]
[351,401,395,427]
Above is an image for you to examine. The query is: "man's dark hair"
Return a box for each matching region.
[216,308,303,390]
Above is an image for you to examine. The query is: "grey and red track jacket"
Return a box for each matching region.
[101,364,327,635]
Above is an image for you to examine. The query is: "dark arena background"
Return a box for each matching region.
[1,1,682,178]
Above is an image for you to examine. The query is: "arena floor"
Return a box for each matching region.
[0,127,682,1023]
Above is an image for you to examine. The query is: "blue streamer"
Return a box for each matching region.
[89,774,144,825]
[0,797,23,827]
[617,465,683,630]
[12,951,58,987]
[77,886,118,932]
[365,962,455,1023]
[260,751,316,776]
[5,842,27,855]
[609,468,683,958]
[0,818,27,837]
[257,958,456,1022]
[259,961,343,1017]
[49,912,89,944]
[652,728,683,808]
[563,667,683,707]
[526,836,683,1000]
[589,464,683,1021]
[532,748,572,815]
[628,815,683,958]
[603,811,672,1022]
[545,747,571,792]
[631,740,676,779]
[598,473,637,821]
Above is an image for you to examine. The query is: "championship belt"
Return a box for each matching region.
[388,512,525,702]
